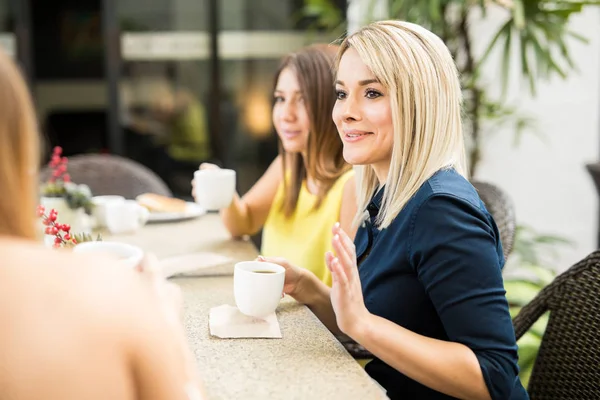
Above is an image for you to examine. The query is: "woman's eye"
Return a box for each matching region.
[335,90,347,100]
[274,95,284,103]
[365,89,382,99]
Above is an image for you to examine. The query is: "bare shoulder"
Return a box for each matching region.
[265,155,284,181]
[0,239,148,330]
[0,239,156,399]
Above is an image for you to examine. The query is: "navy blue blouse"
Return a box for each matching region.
[356,168,528,400]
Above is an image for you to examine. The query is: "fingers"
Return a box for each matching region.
[328,255,349,289]
[333,222,356,259]
[332,234,356,275]
[200,163,219,170]
[136,253,161,280]
[257,255,290,269]
[325,251,334,267]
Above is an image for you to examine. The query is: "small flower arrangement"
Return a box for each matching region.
[38,205,101,248]
[40,146,94,215]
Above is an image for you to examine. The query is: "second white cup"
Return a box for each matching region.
[92,195,125,228]
[105,200,149,234]
[193,169,236,211]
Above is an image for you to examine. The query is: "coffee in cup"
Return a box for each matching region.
[233,261,285,318]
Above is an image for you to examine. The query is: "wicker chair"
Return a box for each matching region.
[512,250,600,399]
[40,154,172,199]
[471,180,516,260]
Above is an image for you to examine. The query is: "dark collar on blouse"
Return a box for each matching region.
[367,186,384,219]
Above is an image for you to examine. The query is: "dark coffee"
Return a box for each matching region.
[253,270,276,274]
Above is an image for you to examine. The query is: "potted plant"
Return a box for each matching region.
[37,205,101,248]
[39,146,94,233]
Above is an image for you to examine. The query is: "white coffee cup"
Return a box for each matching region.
[234,261,285,318]
[193,169,236,210]
[105,200,150,234]
[92,195,125,228]
[73,241,144,269]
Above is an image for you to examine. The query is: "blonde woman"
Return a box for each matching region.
[0,49,204,399]
[194,44,356,287]
[261,21,528,399]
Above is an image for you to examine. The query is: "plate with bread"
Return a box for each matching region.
[136,193,205,223]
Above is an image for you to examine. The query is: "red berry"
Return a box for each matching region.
[53,243,61,249]
[72,239,77,244]
[61,157,68,165]
[45,227,52,235]
[61,224,70,232]
[50,226,58,235]
[63,174,71,183]
[64,234,71,240]
[43,219,51,226]
[49,214,57,222]
[53,146,62,155]
[54,237,62,245]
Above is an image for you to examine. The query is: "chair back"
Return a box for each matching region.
[472,180,516,260]
[40,153,172,199]
[512,251,600,398]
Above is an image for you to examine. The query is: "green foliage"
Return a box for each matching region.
[70,232,103,246]
[302,0,600,175]
[40,182,95,215]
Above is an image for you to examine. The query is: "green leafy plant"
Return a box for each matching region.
[40,146,94,215]
[303,0,600,176]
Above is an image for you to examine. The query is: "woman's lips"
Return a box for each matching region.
[343,130,373,142]
[282,130,302,139]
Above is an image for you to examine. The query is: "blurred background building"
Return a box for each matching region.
[1,0,345,196]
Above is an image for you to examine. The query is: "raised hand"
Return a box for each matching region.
[326,223,370,338]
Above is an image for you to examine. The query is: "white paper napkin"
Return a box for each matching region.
[160,252,233,278]
[209,304,282,339]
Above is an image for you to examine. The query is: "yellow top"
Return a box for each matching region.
[261,169,354,287]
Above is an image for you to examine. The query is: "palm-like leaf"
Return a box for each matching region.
[479,0,596,95]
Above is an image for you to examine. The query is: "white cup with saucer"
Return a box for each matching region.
[233,261,285,318]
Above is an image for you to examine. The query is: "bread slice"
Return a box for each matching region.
[136,193,188,213]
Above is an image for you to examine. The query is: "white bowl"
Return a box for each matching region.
[73,241,143,269]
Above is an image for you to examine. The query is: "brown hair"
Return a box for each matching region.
[274,44,350,217]
[0,49,40,240]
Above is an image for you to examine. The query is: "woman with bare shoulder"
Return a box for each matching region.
[0,48,204,400]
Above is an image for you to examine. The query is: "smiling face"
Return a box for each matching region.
[272,67,310,154]
[332,48,394,181]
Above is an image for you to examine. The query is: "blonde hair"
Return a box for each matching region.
[335,20,468,229]
[0,49,40,240]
